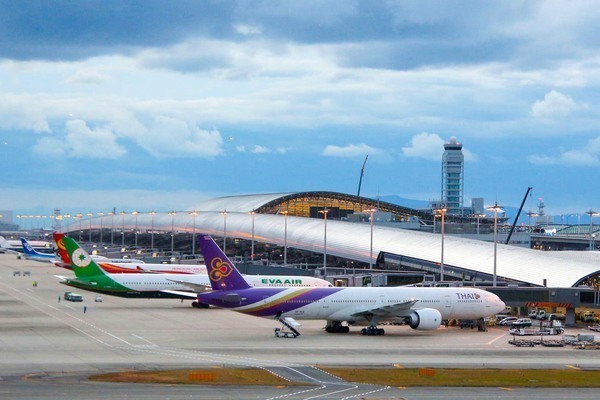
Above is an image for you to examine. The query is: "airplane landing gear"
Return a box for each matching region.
[191,301,210,309]
[360,326,385,336]
[325,321,350,333]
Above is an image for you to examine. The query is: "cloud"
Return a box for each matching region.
[32,119,126,159]
[402,133,444,160]
[531,90,579,119]
[141,116,224,158]
[322,143,380,158]
[528,136,600,166]
[66,69,110,85]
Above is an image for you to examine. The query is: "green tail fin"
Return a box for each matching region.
[62,236,106,278]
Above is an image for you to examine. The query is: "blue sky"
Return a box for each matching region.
[2,0,600,222]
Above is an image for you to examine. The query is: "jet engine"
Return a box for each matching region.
[407,308,442,330]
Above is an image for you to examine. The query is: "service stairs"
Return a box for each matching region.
[275,315,301,337]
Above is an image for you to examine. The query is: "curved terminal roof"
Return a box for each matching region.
[63,192,600,288]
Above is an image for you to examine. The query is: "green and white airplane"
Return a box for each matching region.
[55,235,331,308]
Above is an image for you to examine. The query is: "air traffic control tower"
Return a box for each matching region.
[441,136,464,216]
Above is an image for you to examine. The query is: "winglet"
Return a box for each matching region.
[197,234,251,291]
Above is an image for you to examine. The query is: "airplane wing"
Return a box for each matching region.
[166,278,211,292]
[160,290,199,298]
[351,299,419,318]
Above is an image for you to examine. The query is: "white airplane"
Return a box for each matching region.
[55,235,332,308]
[19,237,57,262]
[0,235,51,254]
[197,234,506,336]
[52,232,329,287]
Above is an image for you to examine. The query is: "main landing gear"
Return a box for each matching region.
[324,321,350,333]
[360,326,385,336]
[191,301,210,309]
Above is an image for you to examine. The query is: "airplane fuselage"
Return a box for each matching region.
[198,286,505,323]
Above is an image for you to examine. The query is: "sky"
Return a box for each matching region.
[2,0,600,223]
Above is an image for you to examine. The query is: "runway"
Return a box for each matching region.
[1,254,599,399]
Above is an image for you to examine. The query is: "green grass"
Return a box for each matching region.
[89,367,600,388]
[319,367,600,388]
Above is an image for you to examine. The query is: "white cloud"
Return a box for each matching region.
[66,69,110,85]
[234,24,262,36]
[402,132,444,160]
[251,145,270,154]
[531,90,579,119]
[528,136,600,166]
[142,116,223,159]
[322,143,380,158]
[33,119,126,159]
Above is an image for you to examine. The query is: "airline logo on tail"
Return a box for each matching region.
[72,249,92,268]
[210,257,233,281]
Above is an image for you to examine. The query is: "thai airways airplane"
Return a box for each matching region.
[19,237,57,262]
[55,236,332,308]
[196,234,506,336]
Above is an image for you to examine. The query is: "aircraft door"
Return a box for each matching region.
[444,294,454,317]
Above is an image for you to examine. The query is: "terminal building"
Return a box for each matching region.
[57,191,600,324]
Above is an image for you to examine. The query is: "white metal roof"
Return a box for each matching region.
[66,209,600,288]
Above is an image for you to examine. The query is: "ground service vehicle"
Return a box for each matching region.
[582,312,598,323]
[498,317,518,326]
[64,292,83,302]
[512,318,532,328]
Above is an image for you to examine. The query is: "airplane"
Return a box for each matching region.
[51,233,331,288]
[0,235,51,254]
[196,234,507,336]
[55,235,332,308]
[19,237,57,262]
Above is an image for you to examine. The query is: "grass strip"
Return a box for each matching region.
[319,367,600,388]
[89,368,307,386]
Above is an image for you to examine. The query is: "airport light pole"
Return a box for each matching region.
[364,208,377,269]
[486,202,504,287]
[98,212,104,244]
[221,210,228,254]
[586,209,599,250]
[169,211,176,253]
[132,211,139,247]
[526,211,538,232]
[109,212,114,245]
[189,211,198,255]
[435,207,447,282]
[86,212,93,242]
[75,213,83,242]
[120,211,126,246]
[149,211,156,250]
[282,211,288,265]
[318,208,329,276]
[249,211,256,262]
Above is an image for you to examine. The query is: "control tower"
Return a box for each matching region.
[441,137,464,216]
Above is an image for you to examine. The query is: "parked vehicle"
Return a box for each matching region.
[512,318,532,328]
[459,319,477,329]
[63,291,83,302]
[547,313,566,321]
[582,311,598,323]
[498,317,519,326]
[528,309,539,318]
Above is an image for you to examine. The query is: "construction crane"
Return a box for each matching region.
[357,155,368,197]
[505,187,533,244]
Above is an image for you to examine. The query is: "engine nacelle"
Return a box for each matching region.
[407,308,442,330]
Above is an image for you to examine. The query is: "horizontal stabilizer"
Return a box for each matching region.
[160,290,199,299]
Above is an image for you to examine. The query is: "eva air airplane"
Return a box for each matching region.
[196,234,506,336]
[55,235,331,308]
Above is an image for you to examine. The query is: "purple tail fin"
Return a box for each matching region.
[198,234,251,291]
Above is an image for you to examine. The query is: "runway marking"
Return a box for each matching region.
[131,334,154,345]
[486,333,506,344]
[499,387,514,391]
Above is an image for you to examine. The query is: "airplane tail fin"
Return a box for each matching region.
[53,232,71,267]
[20,237,38,256]
[197,234,251,291]
[60,236,106,278]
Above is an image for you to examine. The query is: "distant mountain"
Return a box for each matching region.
[375,195,526,224]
